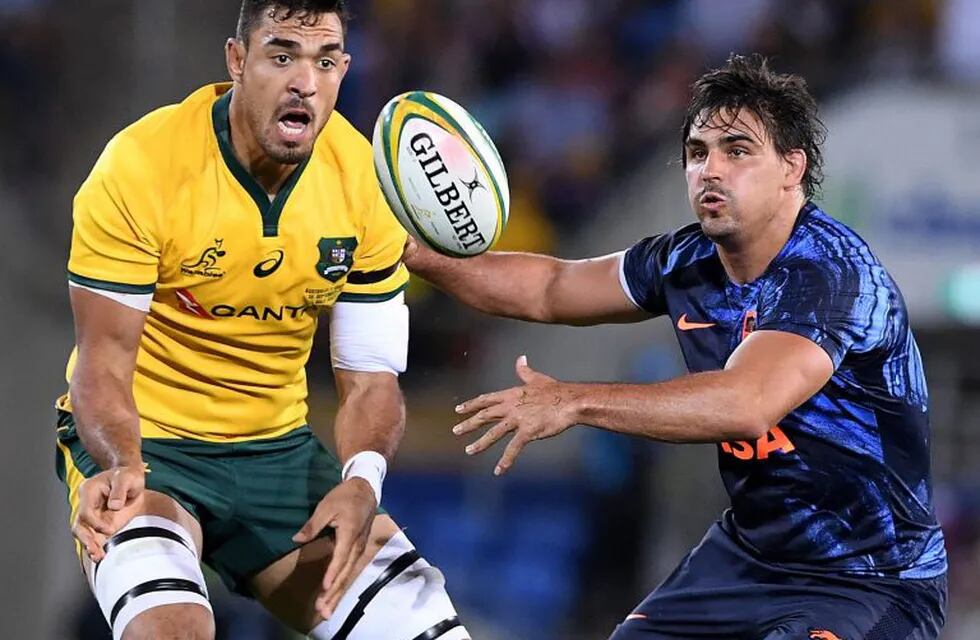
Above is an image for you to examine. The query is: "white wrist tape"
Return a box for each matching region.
[342,451,388,505]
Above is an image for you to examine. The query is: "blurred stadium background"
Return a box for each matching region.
[3,0,980,637]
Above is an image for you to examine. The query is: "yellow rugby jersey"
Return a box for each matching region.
[59,83,409,441]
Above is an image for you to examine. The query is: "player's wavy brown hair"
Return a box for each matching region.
[681,54,827,200]
[237,0,351,45]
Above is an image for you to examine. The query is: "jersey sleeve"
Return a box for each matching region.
[339,178,410,303]
[757,257,895,369]
[68,134,161,294]
[620,234,672,315]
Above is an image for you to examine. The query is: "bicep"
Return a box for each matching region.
[725,329,835,426]
[546,252,652,326]
[70,285,147,375]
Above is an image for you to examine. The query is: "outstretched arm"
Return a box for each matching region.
[403,238,648,325]
[454,330,834,474]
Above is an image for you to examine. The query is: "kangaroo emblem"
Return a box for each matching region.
[181,239,227,278]
[183,239,226,269]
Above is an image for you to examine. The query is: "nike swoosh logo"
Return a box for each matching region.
[677,313,715,331]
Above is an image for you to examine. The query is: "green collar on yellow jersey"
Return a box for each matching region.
[211,90,310,237]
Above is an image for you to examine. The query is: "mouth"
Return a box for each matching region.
[698,191,727,212]
[276,109,313,142]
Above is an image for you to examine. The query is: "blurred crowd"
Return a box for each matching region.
[336,0,962,241]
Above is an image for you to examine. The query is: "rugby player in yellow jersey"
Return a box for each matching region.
[54,2,470,639]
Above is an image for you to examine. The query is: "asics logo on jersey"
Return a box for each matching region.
[809,630,845,640]
[181,239,227,278]
[677,313,715,330]
[254,250,285,278]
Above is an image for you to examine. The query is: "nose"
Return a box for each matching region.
[288,62,317,99]
[699,149,725,184]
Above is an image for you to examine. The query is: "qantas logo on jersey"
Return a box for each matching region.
[175,288,214,319]
[210,303,316,320]
[181,239,227,278]
[175,289,318,321]
[316,237,357,282]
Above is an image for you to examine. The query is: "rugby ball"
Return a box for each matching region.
[372,91,510,257]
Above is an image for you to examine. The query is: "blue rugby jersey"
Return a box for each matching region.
[620,203,946,579]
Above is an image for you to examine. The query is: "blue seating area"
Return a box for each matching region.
[383,472,593,639]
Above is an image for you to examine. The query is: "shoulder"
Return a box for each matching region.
[90,83,222,185]
[625,221,716,276]
[776,205,896,293]
[312,109,373,178]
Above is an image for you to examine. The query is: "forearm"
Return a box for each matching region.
[406,246,561,322]
[565,371,770,443]
[70,368,142,469]
[333,376,406,463]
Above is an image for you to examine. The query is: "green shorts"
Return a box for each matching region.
[55,410,358,596]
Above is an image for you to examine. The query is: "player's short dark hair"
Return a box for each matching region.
[682,54,827,200]
[237,0,350,45]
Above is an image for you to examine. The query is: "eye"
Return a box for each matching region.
[274,54,291,65]
[318,58,336,70]
[688,147,707,161]
[730,147,748,157]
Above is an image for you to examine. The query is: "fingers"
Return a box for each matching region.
[77,478,115,535]
[318,532,367,618]
[72,521,106,562]
[317,524,360,618]
[464,420,516,456]
[495,433,530,476]
[515,354,531,381]
[107,469,139,511]
[515,354,555,384]
[293,507,329,545]
[452,406,506,436]
[455,390,508,416]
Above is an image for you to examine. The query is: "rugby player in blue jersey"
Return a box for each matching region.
[404,54,947,639]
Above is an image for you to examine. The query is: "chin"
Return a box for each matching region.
[266,142,313,165]
[698,218,739,243]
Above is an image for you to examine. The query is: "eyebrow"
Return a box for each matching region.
[685,133,759,147]
[264,37,343,55]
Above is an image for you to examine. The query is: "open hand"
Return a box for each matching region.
[453,355,577,475]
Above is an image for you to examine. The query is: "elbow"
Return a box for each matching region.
[724,385,773,441]
[728,413,771,441]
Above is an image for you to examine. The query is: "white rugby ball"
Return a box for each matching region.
[372,91,510,257]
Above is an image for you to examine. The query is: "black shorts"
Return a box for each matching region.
[609,522,946,640]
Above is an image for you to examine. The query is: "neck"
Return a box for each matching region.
[717,194,807,284]
[228,91,294,195]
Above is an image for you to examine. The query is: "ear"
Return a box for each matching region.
[782,148,807,192]
[226,37,246,84]
[338,52,352,82]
